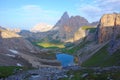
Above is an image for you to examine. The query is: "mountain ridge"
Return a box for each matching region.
[0,27,60,68]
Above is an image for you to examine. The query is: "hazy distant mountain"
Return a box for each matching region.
[6,28,21,33]
[31,23,53,32]
[90,21,99,27]
[0,26,6,30]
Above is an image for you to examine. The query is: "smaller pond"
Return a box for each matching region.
[56,53,74,67]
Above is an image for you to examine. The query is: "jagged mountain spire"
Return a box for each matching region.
[61,11,69,20]
[54,11,69,27]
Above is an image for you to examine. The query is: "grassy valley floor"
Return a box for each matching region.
[33,41,65,49]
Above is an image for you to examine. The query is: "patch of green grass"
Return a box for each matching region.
[81,43,120,67]
[81,44,109,67]
[33,41,65,49]
[62,41,91,54]
[81,26,96,33]
[89,28,96,33]
[81,26,92,30]
[0,66,24,78]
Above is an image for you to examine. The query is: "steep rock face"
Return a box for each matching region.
[97,13,120,43]
[54,12,69,30]
[73,28,86,42]
[96,13,120,54]
[53,12,90,42]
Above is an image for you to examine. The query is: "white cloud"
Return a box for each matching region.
[77,0,120,22]
[79,5,101,15]
[20,5,60,17]
[17,5,60,24]
[21,5,42,11]
[0,4,61,29]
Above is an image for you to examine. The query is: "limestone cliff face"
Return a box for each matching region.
[96,13,120,54]
[74,28,86,42]
[97,13,120,43]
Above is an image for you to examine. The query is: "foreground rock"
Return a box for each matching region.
[3,66,120,80]
[4,67,67,80]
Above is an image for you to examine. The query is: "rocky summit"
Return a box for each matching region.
[53,12,90,42]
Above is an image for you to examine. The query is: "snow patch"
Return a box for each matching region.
[6,54,16,57]
[9,49,19,54]
[17,63,22,67]
[31,74,40,78]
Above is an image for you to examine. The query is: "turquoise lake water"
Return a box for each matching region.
[56,53,74,67]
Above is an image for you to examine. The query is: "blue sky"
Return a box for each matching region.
[0,0,120,30]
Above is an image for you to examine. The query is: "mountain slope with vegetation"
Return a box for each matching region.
[82,44,120,67]
[81,13,120,67]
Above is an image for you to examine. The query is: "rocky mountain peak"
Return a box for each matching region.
[54,12,69,28]
[61,11,69,20]
[53,12,90,42]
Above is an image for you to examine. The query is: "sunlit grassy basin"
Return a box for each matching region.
[36,42,65,48]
